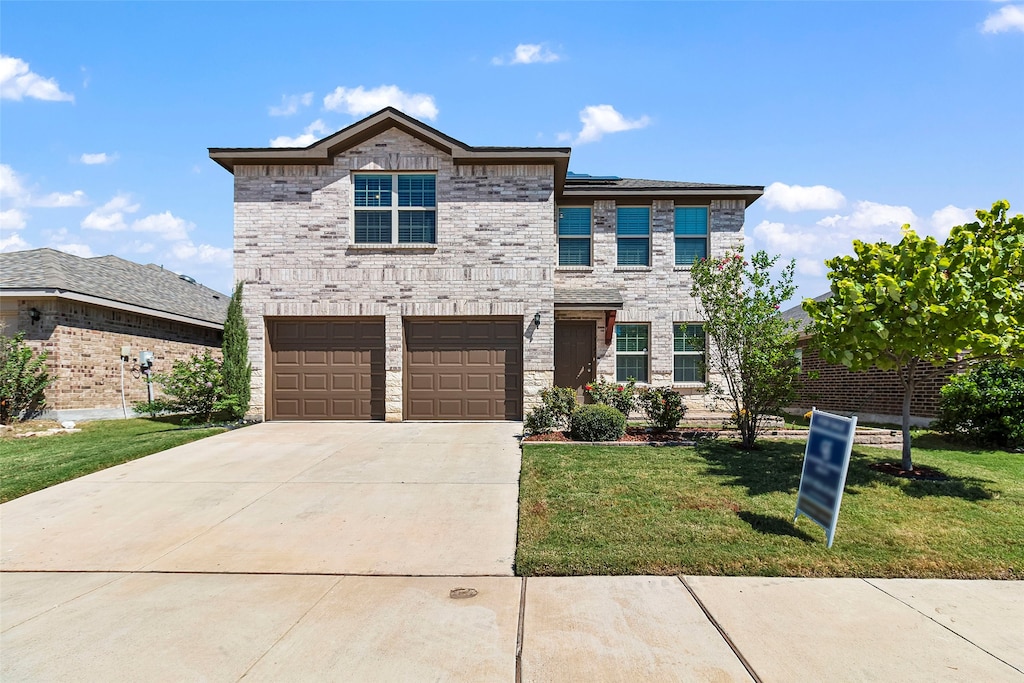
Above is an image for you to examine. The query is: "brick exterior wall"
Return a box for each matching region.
[791,341,957,424]
[233,128,556,421]
[9,297,222,416]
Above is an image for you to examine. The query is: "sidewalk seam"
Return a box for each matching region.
[863,579,1024,676]
[515,577,527,683]
[679,576,763,683]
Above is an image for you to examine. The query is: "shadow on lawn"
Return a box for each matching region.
[696,439,996,502]
[737,511,817,542]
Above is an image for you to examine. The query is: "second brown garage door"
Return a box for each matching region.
[268,317,385,420]
[404,317,523,420]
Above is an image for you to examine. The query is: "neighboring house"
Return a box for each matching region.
[782,294,956,426]
[209,107,762,422]
[0,248,228,420]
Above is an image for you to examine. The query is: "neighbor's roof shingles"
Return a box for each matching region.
[0,248,229,325]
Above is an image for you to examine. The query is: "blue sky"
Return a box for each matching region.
[2,1,1022,304]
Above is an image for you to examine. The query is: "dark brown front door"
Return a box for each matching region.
[268,318,385,420]
[554,320,596,399]
[404,317,523,420]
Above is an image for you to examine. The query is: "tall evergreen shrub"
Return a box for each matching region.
[221,281,252,419]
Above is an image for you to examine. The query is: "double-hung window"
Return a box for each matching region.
[615,324,649,382]
[674,323,705,383]
[617,207,650,266]
[354,173,436,244]
[558,207,592,266]
[675,207,708,266]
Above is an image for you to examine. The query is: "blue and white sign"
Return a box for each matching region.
[794,408,858,548]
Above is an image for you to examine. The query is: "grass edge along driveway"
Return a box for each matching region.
[1,418,228,502]
[516,437,1024,579]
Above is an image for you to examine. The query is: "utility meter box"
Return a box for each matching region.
[139,351,154,368]
[120,345,131,360]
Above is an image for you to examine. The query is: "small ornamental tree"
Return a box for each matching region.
[221,281,252,419]
[804,201,1024,471]
[690,250,801,449]
[0,332,53,424]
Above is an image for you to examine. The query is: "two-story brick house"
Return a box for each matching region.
[210,108,762,422]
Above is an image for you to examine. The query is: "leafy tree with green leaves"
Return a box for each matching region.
[221,281,252,420]
[804,200,1023,471]
[151,350,225,424]
[0,331,53,424]
[690,250,801,449]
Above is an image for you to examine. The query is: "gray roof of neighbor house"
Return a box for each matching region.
[0,248,229,327]
[782,292,832,332]
[561,174,764,206]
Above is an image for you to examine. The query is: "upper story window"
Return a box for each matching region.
[674,323,705,383]
[615,323,649,382]
[354,173,436,244]
[617,207,650,266]
[558,207,592,266]
[675,207,708,266]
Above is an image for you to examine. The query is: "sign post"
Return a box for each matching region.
[794,408,857,548]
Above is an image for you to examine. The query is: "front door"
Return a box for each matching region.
[554,320,596,400]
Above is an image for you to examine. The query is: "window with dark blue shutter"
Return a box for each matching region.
[558,207,592,266]
[675,207,708,266]
[617,207,650,266]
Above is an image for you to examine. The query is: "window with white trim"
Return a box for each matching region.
[674,323,705,383]
[558,207,592,266]
[675,207,708,266]
[354,173,436,243]
[617,207,650,266]
[616,324,649,382]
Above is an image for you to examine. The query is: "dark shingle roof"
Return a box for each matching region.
[0,248,228,325]
[564,176,762,191]
[782,292,832,330]
[554,287,624,308]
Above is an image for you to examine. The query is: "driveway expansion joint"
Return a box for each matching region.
[678,575,763,683]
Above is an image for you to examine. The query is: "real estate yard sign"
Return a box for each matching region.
[794,409,858,548]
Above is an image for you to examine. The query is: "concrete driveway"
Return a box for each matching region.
[0,421,522,576]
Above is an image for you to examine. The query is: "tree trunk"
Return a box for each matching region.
[901,359,917,472]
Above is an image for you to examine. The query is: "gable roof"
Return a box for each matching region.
[782,292,832,333]
[210,107,572,192]
[0,248,229,328]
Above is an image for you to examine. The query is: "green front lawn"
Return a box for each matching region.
[517,436,1024,578]
[0,418,228,502]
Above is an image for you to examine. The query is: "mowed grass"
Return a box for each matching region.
[516,435,1024,578]
[1,418,228,502]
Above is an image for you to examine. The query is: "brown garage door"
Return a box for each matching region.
[268,318,385,420]
[404,317,523,420]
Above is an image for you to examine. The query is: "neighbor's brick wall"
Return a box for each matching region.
[792,342,957,420]
[554,198,744,406]
[233,128,556,420]
[12,298,222,411]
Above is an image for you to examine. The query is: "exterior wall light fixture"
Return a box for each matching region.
[29,307,41,323]
[533,312,542,327]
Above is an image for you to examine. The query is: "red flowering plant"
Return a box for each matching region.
[584,377,637,415]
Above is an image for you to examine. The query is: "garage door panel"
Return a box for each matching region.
[269,318,385,420]
[403,318,523,420]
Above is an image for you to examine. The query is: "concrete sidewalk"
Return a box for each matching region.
[2,573,1021,681]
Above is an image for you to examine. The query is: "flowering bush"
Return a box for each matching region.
[638,386,686,432]
[585,378,637,415]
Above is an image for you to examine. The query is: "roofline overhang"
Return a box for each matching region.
[559,187,764,207]
[0,289,224,330]
[553,302,624,310]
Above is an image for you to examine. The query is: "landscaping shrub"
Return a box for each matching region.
[639,386,686,432]
[935,360,1024,450]
[149,350,226,424]
[585,378,637,415]
[0,331,52,424]
[569,404,626,442]
[541,386,577,427]
[524,405,557,434]
[221,281,252,419]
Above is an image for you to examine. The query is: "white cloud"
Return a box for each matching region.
[80,152,117,165]
[752,220,818,255]
[269,119,329,148]
[170,241,232,264]
[571,104,651,145]
[0,163,87,210]
[0,164,26,199]
[0,55,74,102]
[0,232,30,252]
[493,43,562,65]
[54,243,94,258]
[131,211,194,241]
[817,200,917,233]
[323,85,439,120]
[269,92,313,116]
[930,205,975,239]
[982,4,1024,33]
[81,193,140,231]
[34,190,88,208]
[0,208,28,230]
[763,182,846,212]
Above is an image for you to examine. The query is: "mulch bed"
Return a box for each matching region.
[523,426,720,443]
[868,461,949,481]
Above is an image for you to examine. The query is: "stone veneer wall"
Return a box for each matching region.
[790,341,957,425]
[553,199,744,409]
[233,128,556,421]
[9,297,222,414]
